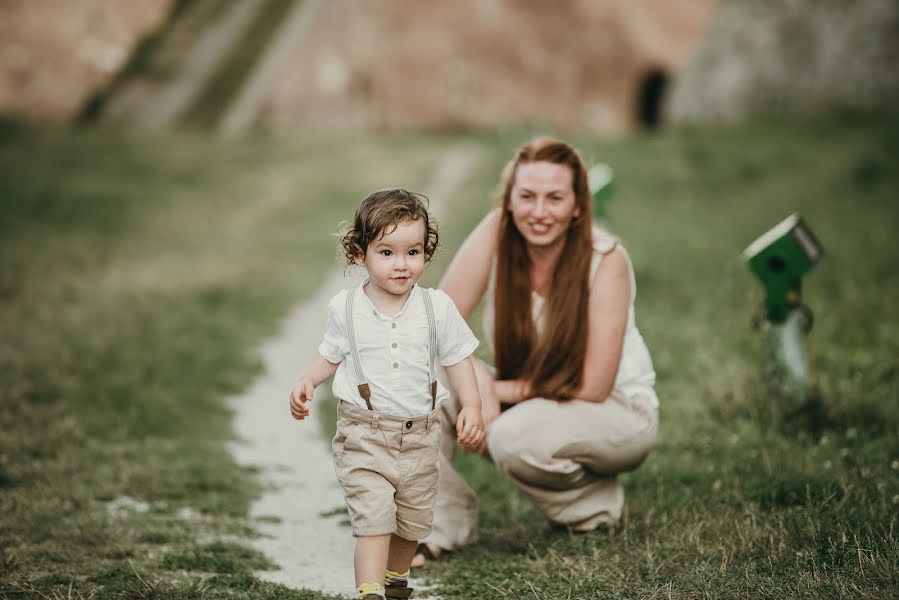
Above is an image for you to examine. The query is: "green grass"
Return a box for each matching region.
[0,120,447,598]
[2,112,898,599]
[419,114,899,599]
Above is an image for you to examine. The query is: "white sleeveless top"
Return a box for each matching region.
[482,225,658,407]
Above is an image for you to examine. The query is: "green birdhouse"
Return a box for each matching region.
[588,163,614,219]
[743,214,824,324]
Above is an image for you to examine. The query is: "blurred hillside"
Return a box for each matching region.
[669,0,899,123]
[0,0,174,122]
[0,0,717,134]
[1,0,896,133]
[245,0,718,135]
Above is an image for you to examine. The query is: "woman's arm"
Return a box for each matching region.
[573,248,631,403]
[439,208,501,320]
[493,379,531,404]
[491,251,630,406]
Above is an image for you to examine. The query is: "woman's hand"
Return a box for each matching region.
[482,400,501,428]
[469,379,530,456]
[477,366,502,426]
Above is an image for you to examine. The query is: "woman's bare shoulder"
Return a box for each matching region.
[596,246,629,274]
[591,246,630,296]
[459,208,501,257]
[476,207,502,240]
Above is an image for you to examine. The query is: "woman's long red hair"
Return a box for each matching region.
[494,137,594,400]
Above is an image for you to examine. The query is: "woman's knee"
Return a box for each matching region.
[487,401,552,463]
[485,409,525,462]
[489,422,585,490]
[492,445,586,490]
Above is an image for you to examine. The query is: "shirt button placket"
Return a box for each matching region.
[389,321,399,376]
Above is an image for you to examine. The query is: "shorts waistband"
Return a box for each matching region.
[337,399,439,432]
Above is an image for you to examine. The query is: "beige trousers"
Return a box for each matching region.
[425,360,658,550]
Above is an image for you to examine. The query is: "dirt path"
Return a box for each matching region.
[228,147,477,596]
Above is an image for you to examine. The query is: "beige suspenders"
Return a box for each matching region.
[421,288,439,407]
[345,286,438,412]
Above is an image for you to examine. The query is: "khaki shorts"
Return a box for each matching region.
[332,400,441,540]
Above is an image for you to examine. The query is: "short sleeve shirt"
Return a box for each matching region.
[318,282,479,417]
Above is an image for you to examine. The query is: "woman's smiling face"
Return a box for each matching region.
[508,160,581,249]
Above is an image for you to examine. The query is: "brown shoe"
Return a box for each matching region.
[385,583,414,598]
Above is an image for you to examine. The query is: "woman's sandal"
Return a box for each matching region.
[410,542,442,569]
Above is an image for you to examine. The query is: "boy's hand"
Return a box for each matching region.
[470,401,500,456]
[471,402,500,456]
[456,405,485,450]
[289,378,315,420]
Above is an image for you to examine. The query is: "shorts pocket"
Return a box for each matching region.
[342,423,365,452]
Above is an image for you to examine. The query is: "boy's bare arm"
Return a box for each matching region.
[444,356,485,448]
[289,353,340,420]
[444,357,481,410]
[300,352,341,387]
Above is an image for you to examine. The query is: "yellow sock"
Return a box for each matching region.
[358,582,385,598]
[385,569,409,586]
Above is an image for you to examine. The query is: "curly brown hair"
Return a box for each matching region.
[339,188,439,265]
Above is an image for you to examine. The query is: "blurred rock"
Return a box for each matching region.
[253,0,718,135]
[0,1,720,134]
[668,0,899,124]
[0,0,174,122]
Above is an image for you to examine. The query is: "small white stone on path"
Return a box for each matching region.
[177,506,201,521]
[105,495,151,515]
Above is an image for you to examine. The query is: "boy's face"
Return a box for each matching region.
[355,218,426,300]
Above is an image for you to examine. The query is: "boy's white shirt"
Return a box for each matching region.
[318,281,479,417]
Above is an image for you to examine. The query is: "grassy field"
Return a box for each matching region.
[0,120,453,599]
[1,113,897,599]
[421,115,899,600]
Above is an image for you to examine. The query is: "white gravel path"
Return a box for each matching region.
[228,148,477,597]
